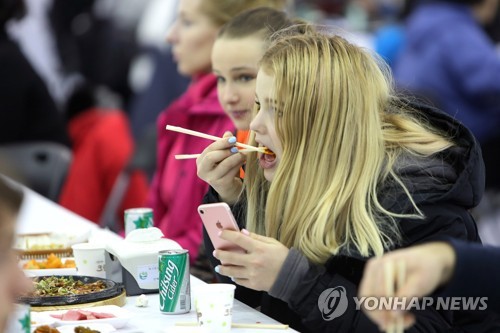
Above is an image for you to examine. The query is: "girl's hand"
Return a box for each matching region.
[196,131,246,204]
[213,229,289,292]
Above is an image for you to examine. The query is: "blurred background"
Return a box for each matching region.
[1,0,499,242]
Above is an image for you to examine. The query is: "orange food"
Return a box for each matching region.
[22,253,76,269]
[63,259,76,268]
[263,147,275,156]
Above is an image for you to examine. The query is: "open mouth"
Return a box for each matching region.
[263,148,276,161]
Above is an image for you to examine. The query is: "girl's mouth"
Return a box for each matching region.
[259,148,276,169]
[230,110,249,120]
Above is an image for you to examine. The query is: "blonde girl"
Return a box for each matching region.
[209,30,484,332]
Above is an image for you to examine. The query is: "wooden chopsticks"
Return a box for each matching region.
[166,125,268,160]
[385,260,406,333]
[175,322,289,329]
[174,148,256,160]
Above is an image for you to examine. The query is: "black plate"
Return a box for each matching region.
[18,275,124,306]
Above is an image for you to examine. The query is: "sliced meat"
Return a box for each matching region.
[93,312,115,319]
[61,310,86,321]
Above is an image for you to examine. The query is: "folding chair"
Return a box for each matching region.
[0,142,72,202]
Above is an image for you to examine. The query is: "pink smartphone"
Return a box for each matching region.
[198,203,245,253]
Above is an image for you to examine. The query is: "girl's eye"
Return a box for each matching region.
[181,19,192,27]
[255,100,261,111]
[216,76,226,84]
[237,75,255,83]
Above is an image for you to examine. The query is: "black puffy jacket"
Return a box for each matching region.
[203,103,497,332]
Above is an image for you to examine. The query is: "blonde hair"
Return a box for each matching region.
[244,32,454,264]
[200,0,288,27]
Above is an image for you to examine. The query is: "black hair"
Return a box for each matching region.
[65,83,97,121]
[0,0,26,29]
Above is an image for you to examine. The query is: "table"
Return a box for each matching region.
[13,181,298,332]
[120,277,298,332]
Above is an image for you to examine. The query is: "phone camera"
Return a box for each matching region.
[200,210,204,214]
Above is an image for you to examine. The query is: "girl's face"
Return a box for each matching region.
[212,37,265,130]
[167,0,219,76]
[250,69,282,182]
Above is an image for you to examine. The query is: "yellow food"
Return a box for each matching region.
[23,254,76,269]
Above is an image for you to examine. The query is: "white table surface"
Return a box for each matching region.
[12,181,298,333]
[119,277,298,333]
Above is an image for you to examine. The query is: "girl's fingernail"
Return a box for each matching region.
[241,229,250,236]
[215,266,220,273]
[218,231,222,237]
[231,277,235,282]
[212,250,217,257]
[230,147,239,154]
[228,136,237,144]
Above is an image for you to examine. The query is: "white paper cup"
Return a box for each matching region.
[4,303,30,333]
[71,243,106,278]
[194,283,236,333]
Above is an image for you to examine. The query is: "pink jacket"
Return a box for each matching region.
[147,73,234,263]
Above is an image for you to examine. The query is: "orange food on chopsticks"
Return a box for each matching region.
[263,147,275,156]
[23,253,76,269]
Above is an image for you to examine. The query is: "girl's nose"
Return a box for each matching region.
[223,85,239,104]
[166,20,179,45]
[250,109,264,133]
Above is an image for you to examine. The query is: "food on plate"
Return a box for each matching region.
[34,325,61,333]
[74,326,101,333]
[50,309,116,321]
[28,243,66,250]
[15,234,67,250]
[29,276,108,297]
[34,324,103,333]
[23,254,76,269]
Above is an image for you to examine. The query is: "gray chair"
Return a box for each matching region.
[0,142,72,202]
